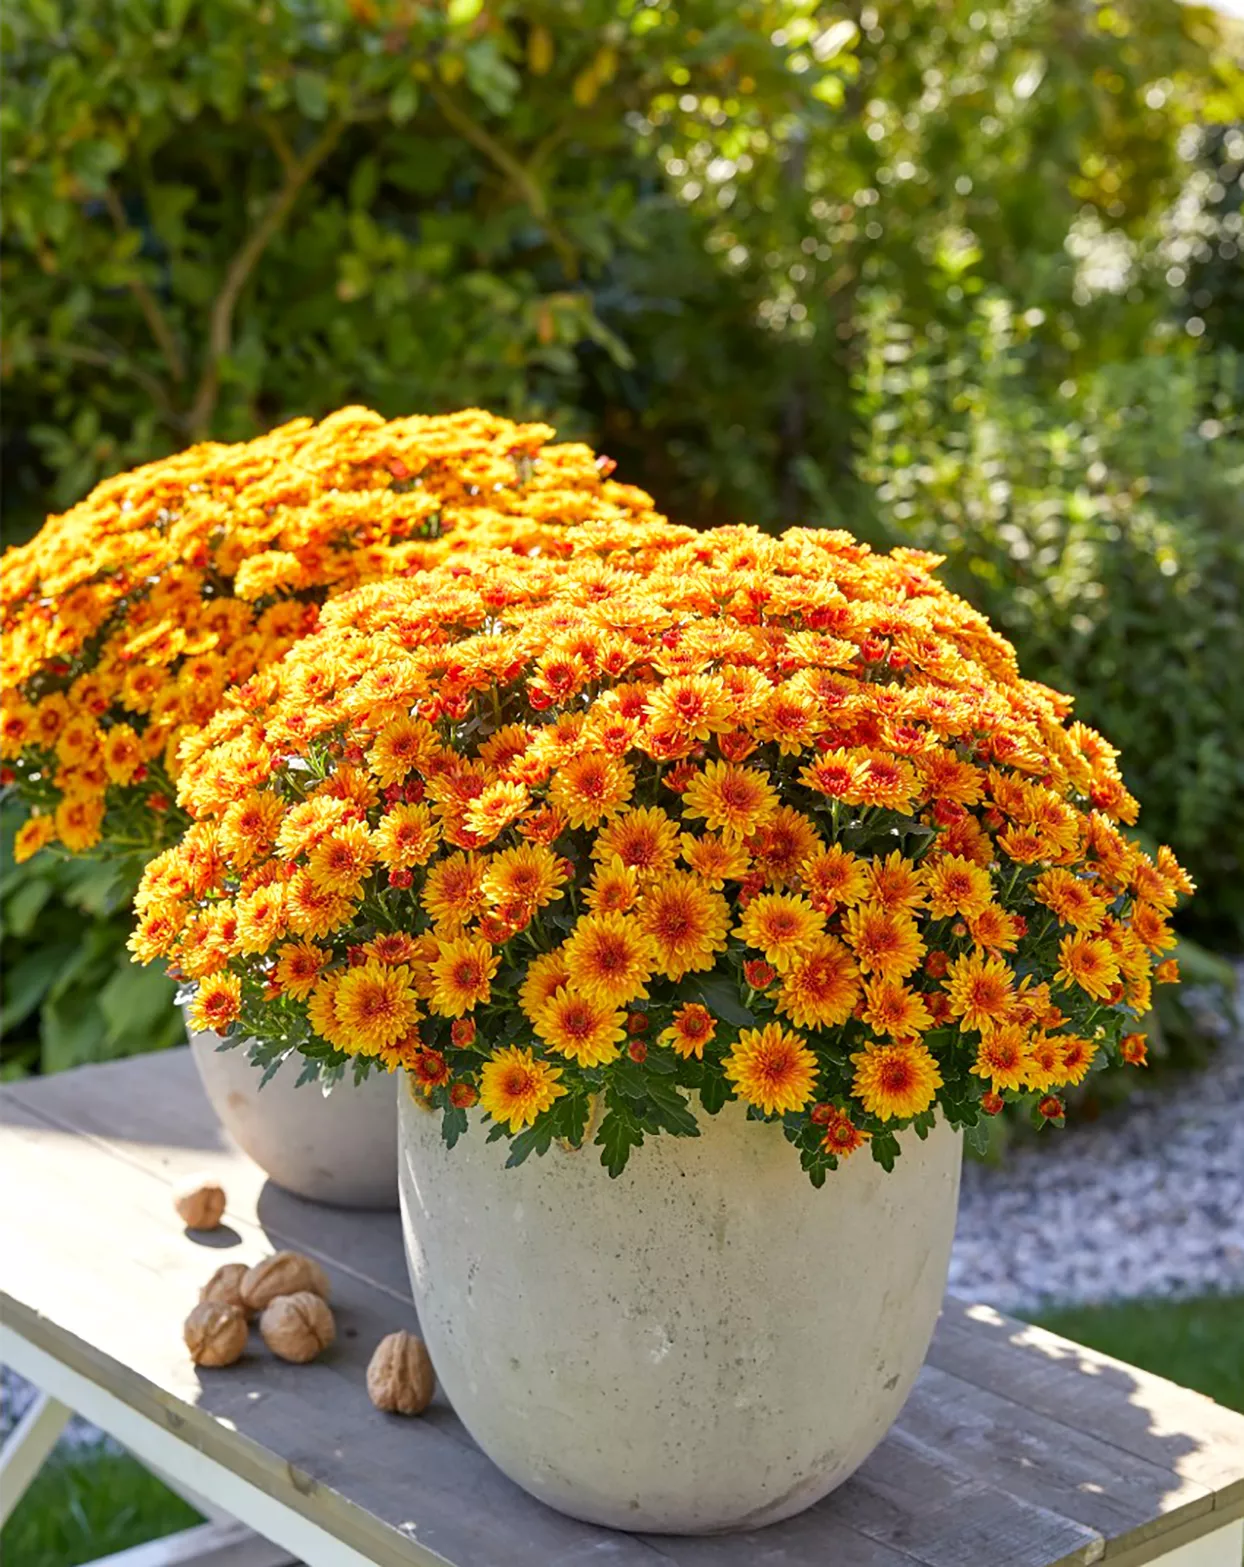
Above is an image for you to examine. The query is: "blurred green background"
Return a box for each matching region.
[2,0,1242,1083]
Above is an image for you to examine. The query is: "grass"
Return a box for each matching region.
[0,1447,200,1567]
[1035,1293,1244,1414]
[3,1294,1241,1566]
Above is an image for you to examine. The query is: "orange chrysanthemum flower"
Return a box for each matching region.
[660,1003,717,1060]
[479,1046,565,1132]
[864,851,925,914]
[1034,869,1110,933]
[860,977,934,1040]
[970,1025,1030,1091]
[562,913,656,1009]
[333,961,421,1053]
[273,940,331,1000]
[801,844,869,912]
[534,988,626,1068]
[775,935,861,1030]
[724,1024,817,1115]
[945,952,1015,1033]
[548,753,634,829]
[923,854,995,921]
[850,1040,942,1121]
[819,1105,869,1159]
[429,936,500,1017]
[679,832,751,889]
[842,904,925,980]
[307,822,376,898]
[1056,934,1121,1001]
[187,973,242,1035]
[481,842,566,911]
[735,892,825,971]
[638,872,730,980]
[585,855,640,914]
[373,804,440,870]
[594,806,681,879]
[519,949,571,1023]
[680,760,778,839]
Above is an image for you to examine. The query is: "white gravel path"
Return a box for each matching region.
[949,973,1244,1314]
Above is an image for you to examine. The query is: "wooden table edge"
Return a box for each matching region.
[0,1290,455,1567]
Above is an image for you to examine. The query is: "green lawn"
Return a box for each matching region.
[1036,1293,1244,1414]
[3,1293,1241,1567]
[0,1448,200,1567]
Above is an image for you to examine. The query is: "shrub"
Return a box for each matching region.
[846,304,1244,942]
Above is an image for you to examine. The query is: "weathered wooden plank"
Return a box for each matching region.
[2,1050,413,1302]
[929,1301,1244,1515]
[899,1363,1210,1553]
[829,1426,1104,1567]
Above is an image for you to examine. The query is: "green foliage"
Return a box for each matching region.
[0,801,181,1078]
[848,306,1244,940]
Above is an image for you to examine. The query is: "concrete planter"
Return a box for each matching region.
[398,1082,962,1533]
[188,1023,399,1209]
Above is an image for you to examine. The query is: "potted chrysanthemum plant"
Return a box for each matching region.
[1,407,677,1205]
[133,527,1189,1531]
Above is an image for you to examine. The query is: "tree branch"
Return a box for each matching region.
[102,187,186,385]
[185,117,349,440]
[429,84,578,278]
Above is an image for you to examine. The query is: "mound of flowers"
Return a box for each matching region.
[131,525,1190,1180]
[1,407,677,862]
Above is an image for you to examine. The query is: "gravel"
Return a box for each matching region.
[949,971,1244,1314]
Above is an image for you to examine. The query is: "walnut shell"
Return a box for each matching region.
[367,1331,436,1416]
[174,1178,226,1230]
[200,1262,250,1314]
[259,1292,335,1364]
[240,1251,330,1313]
[184,1301,248,1368]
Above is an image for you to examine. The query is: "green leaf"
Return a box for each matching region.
[963,1118,994,1159]
[441,1103,468,1149]
[388,80,418,126]
[869,1131,901,1173]
[0,943,75,1033]
[4,875,54,936]
[644,1077,700,1138]
[694,975,755,1029]
[293,71,329,120]
[99,961,176,1047]
[506,1120,554,1168]
[595,1104,644,1178]
[699,1073,734,1115]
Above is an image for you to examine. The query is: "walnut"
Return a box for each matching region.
[259,1292,336,1364]
[174,1178,226,1230]
[199,1262,250,1314]
[367,1331,436,1415]
[184,1301,248,1368]
[240,1251,330,1314]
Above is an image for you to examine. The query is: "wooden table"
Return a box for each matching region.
[2,1050,1242,1567]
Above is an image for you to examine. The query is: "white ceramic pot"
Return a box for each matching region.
[398,1084,961,1533]
[188,1024,399,1209]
